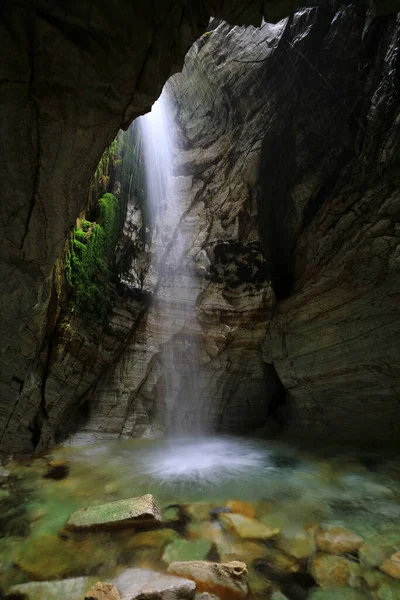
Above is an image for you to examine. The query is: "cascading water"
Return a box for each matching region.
[138,88,203,434]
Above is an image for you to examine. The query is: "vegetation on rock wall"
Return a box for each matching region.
[66,194,120,324]
[65,123,149,324]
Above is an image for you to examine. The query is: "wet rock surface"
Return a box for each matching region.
[66,494,161,531]
[112,568,196,600]
[6,577,97,600]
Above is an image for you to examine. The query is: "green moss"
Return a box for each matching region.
[66,194,120,324]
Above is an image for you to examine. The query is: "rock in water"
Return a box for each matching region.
[85,582,121,600]
[219,513,279,540]
[112,568,196,599]
[380,551,400,580]
[315,526,364,554]
[168,560,248,599]
[162,539,213,564]
[66,494,161,531]
[6,577,97,600]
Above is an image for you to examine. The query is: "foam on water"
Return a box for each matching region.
[133,436,270,483]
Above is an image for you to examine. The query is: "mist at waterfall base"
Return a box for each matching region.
[138,89,205,435]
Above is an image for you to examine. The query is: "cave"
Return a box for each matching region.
[1,1,400,598]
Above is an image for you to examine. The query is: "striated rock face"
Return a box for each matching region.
[261,3,400,442]
[81,20,287,438]
[83,3,400,443]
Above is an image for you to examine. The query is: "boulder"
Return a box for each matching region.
[380,552,400,580]
[66,494,161,531]
[315,527,364,555]
[6,577,96,600]
[219,513,279,540]
[112,568,196,600]
[162,539,213,565]
[167,560,248,599]
[85,582,121,600]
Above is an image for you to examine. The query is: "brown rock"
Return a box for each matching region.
[219,513,279,540]
[315,527,364,554]
[85,582,121,600]
[168,560,248,599]
[310,553,360,588]
[225,500,256,518]
[380,551,400,580]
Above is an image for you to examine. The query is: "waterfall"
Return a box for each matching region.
[138,89,202,434]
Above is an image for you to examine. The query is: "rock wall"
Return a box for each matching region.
[262,5,400,442]
[83,3,400,443]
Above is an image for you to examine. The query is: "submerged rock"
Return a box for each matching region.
[168,560,248,599]
[216,539,268,563]
[225,501,256,519]
[66,494,161,531]
[13,535,92,580]
[128,528,180,550]
[219,513,279,540]
[308,588,369,599]
[315,527,364,555]
[112,567,196,600]
[162,539,213,565]
[278,528,316,560]
[380,552,400,580]
[85,581,121,600]
[310,554,360,589]
[6,577,97,600]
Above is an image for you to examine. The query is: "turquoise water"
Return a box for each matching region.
[1,435,400,598]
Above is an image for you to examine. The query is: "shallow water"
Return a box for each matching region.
[1,435,400,598]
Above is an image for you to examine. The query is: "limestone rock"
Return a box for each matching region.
[219,513,279,540]
[315,527,364,555]
[85,582,121,600]
[6,577,96,600]
[112,567,196,600]
[168,560,248,599]
[66,494,161,531]
[380,552,400,580]
[162,539,213,564]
